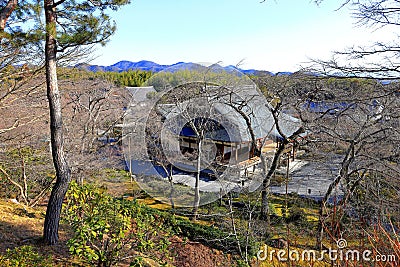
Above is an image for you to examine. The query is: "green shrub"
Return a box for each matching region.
[138,204,258,257]
[0,246,53,267]
[286,205,307,225]
[63,181,171,267]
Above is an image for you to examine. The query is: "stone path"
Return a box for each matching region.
[270,158,344,200]
[130,157,345,201]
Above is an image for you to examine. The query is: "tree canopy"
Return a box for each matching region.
[1,0,129,63]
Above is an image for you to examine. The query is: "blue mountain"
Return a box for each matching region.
[109,60,168,72]
[276,71,294,76]
[76,60,280,76]
[167,62,202,72]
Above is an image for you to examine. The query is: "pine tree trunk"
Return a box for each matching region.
[43,0,71,245]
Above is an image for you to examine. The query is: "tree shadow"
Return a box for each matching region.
[0,207,72,262]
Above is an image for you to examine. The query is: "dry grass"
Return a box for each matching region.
[0,200,45,252]
[0,199,78,266]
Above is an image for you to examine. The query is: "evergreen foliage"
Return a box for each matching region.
[0,246,53,267]
[96,69,153,87]
[58,68,153,87]
[63,181,172,266]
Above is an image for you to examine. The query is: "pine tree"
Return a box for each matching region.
[1,0,130,245]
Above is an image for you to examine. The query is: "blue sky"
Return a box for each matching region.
[91,0,395,72]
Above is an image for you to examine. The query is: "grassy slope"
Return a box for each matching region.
[0,172,238,267]
[0,200,78,266]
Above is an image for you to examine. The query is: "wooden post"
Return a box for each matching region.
[292,145,295,161]
[235,144,238,163]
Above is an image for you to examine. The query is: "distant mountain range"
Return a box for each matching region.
[76,60,290,76]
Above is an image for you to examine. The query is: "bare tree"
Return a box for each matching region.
[311,0,400,79]
[255,73,400,249]
[63,78,130,184]
[302,0,400,249]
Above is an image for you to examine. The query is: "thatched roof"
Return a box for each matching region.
[157,86,303,143]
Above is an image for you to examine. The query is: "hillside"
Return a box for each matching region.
[0,187,239,267]
[0,73,248,266]
[1,70,399,267]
